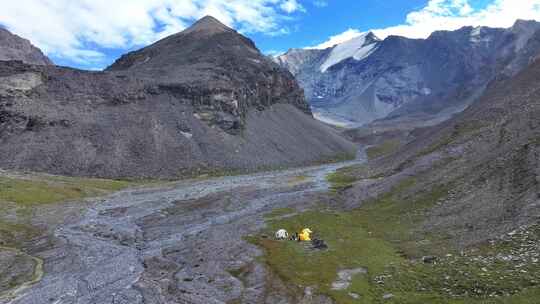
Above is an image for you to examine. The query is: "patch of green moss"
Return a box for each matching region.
[417,121,485,158]
[326,163,389,193]
[529,136,540,146]
[0,176,133,206]
[316,152,357,164]
[192,153,356,180]
[253,179,443,301]
[255,175,540,303]
[0,222,39,248]
[0,174,138,251]
[366,139,402,160]
[288,175,308,186]
[265,207,297,219]
[45,175,132,192]
[354,179,452,258]
[253,210,403,303]
[326,170,359,193]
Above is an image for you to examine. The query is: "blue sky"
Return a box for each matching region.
[1,0,538,70]
[255,0,430,54]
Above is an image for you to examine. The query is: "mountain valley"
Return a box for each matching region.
[1,12,540,304]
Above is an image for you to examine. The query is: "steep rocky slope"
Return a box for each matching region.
[0,28,52,65]
[343,54,540,246]
[107,16,311,127]
[277,20,540,129]
[0,17,355,179]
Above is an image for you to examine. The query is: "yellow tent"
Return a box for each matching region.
[299,228,312,241]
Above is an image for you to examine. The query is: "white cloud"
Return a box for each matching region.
[312,0,540,49]
[280,0,305,13]
[0,0,304,66]
[268,27,292,36]
[309,28,363,49]
[265,49,286,56]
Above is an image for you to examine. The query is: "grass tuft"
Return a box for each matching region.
[265,207,297,219]
[326,170,359,193]
[366,139,402,160]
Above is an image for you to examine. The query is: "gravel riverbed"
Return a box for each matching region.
[3,149,365,304]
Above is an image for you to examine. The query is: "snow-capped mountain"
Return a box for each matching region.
[276,20,540,129]
[319,32,380,72]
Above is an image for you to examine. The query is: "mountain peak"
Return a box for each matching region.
[183,15,233,36]
[513,19,538,27]
[511,19,540,33]
[364,31,381,43]
[107,13,265,83]
[319,31,380,72]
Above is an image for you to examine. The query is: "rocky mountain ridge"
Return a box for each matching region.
[0,17,355,179]
[276,19,540,129]
[106,16,310,134]
[0,27,52,65]
[344,52,540,246]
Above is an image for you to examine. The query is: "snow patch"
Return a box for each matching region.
[320,33,380,73]
[471,27,482,37]
[248,58,262,64]
[312,111,360,128]
[421,87,432,95]
[470,27,491,44]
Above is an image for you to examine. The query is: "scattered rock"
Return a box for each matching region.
[331,268,367,290]
[422,255,438,264]
[348,292,360,299]
[311,238,328,250]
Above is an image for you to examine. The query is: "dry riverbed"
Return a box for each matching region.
[0,150,365,304]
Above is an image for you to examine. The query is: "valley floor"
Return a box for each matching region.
[1,146,540,304]
[0,150,365,304]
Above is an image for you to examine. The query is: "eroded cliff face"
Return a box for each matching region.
[142,74,308,135]
[0,18,355,179]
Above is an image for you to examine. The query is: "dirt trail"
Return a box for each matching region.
[3,148,365,304]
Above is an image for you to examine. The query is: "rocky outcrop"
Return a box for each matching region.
[277,20,540,129]
[0,28,52,65]
[0,17,355,179]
